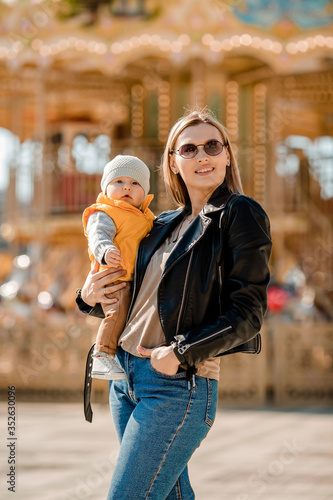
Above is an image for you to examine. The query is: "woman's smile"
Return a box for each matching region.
[195,166,214,175]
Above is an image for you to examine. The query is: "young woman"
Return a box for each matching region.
[77,108,272,499]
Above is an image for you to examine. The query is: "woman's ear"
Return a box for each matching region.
[169,154,178,174]
[225,148,231,166]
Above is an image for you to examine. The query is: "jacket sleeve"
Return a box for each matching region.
[86,212,117,265]
[76,290,105,319]
[173,196,272,366]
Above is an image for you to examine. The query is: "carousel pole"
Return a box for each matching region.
[33,65,47,259]
[8,73,22,223]
[4,66,23,255]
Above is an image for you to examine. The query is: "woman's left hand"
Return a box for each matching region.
[137,345,180,376]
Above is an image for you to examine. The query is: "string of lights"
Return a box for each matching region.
[1,33,333,61]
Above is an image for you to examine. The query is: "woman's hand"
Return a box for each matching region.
[137,345,180,376]
[81,260,127,307]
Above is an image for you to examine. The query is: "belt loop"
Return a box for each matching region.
[186,366,197,391]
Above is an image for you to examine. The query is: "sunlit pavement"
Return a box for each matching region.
[1,402,332,500]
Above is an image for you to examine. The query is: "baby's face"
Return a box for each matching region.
[106,176,145,208]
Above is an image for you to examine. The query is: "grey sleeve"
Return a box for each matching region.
[86,211,117,265]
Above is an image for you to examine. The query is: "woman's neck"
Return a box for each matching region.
[188,188,214,218]
[190,203,205,219]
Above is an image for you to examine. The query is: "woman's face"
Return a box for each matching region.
[170,123,230,203]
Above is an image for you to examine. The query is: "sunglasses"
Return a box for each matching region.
[171,140,227,159]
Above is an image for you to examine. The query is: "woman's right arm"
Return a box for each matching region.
[76,260,127,317]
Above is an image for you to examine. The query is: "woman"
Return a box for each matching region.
[77,108,272,499]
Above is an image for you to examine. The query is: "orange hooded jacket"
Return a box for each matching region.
[82,192,155,281]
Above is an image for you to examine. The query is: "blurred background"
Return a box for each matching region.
[0,0,332,409]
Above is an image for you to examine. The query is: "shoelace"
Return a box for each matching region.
[94,354,118,368]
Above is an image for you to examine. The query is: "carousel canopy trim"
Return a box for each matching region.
[1,32,333,62]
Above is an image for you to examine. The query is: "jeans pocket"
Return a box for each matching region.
[149,362,187,379]
[205,378,217,427]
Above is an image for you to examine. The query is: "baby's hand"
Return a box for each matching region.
[104,247,123,267]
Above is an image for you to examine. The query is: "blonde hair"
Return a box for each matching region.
[162,107,244,207]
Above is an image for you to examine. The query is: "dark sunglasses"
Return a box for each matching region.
[171,140,226,159]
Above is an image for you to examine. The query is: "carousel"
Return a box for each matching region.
[0,0,332,406]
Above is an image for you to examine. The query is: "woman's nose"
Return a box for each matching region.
[196,147,209,161]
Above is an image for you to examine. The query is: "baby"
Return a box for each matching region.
[82,155,155,380]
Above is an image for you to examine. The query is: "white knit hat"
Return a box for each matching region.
[101,155,150,197]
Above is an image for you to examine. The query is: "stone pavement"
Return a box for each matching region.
[1,402,332,500]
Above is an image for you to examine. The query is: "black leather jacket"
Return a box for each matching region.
[77,182,272,369]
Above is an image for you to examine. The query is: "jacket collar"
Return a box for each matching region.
[157,183,227,269]
[161,182,234,270]
[96,192,154,214]
[155,181,233,227]
[200,181,233,215]
[135,182,234,290]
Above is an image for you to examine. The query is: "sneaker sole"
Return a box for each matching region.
[91,372,127,381]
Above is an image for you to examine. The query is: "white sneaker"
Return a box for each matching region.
[91,351,126,380]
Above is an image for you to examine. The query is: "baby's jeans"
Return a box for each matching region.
[107,346,218,500]
[95,285,131,354]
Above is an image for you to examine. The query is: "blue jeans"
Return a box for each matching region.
[107,346,218,500]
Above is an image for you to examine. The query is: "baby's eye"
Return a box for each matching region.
[116,180,123,184]
[132,181,138,185]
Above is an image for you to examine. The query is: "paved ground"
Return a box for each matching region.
[1,402,332,500]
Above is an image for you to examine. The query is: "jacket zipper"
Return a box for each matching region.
[175,251,194,336]
[218,265,223,314]
[177,325,233,355]
[161,218,211,336]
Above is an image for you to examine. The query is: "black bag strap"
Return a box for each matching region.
[83,343,95,423]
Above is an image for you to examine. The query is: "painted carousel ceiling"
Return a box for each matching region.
[1,0,333,33]
[231,0,333,29]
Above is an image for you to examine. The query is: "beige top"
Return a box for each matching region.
[119,216,220,381]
